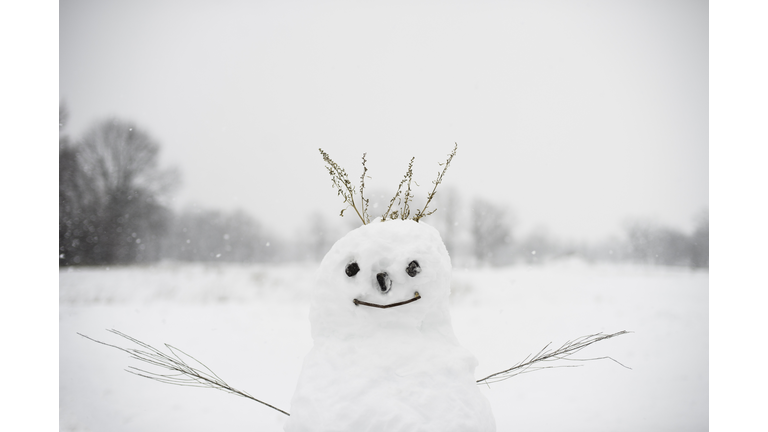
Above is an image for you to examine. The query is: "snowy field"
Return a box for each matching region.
[60,260,708,432]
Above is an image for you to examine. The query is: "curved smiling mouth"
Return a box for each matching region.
[353,292,421,309]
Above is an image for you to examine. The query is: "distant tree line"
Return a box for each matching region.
[623,214,709,268]
[59,106,707,269]
[163,207,278,262]
[429,191,708,269]
[58,106,276,266]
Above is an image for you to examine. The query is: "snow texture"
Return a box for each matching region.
[285,219,495,432]
[60,255,708,432]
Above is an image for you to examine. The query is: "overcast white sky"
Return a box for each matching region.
[59,0,708,242]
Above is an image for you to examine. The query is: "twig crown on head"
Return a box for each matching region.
[320,143,458,225]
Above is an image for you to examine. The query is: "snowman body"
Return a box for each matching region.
[285,220,495,432]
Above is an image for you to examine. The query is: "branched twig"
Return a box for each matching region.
[413,143,457,222]
[319,148,366,225]
[476,330,631,385]
[381,157,414,221]
[321,144,457,224]
[401,157,415,220]
[80,329,629,414]
[360,153,371,224]
[79,329,291,417]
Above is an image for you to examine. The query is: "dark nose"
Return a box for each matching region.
[376,272,391,293]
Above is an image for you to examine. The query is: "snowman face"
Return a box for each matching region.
[346,257,422,308]
[310,219,452,337]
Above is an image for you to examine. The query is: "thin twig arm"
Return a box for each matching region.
[78,330,291,417]
[80,328,630,415]
[476,330,631,385]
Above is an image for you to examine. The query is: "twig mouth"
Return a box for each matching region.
[353,292,421,309]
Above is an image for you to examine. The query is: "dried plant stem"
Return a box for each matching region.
[319,148,366,225]
[401,157,415,220]
[321,144,457,224]
[360,153,370,224]
[413,143,457,222]
[81,328,628,415]
[79,329,290,417]
[381,157,414,221]
[476,330,631,385]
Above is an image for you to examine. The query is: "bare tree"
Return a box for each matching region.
[690,210,708,268]
[431,186,461,258]
[305,212,337,262]
[166,207,274,263]
[625,220,694,267]
[60,118,178,265]
[59,103,100,265]
[515,229,560,265]
[471,197,514,266]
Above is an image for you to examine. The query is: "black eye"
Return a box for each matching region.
[406,260,421,277]
[345,262,360,277]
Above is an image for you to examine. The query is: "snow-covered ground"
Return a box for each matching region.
[60,260,708,432]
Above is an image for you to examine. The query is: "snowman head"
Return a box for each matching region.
[310,219,455,341]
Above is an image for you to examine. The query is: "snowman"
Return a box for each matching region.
[80,146,628,431]
[284,218,495,432]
